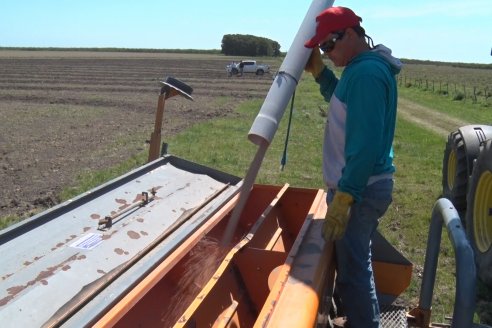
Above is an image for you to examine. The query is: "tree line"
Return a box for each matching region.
[221,34,281,57]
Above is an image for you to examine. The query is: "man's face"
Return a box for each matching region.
[319,29,350,67]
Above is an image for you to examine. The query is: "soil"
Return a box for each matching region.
[0,51,278,221]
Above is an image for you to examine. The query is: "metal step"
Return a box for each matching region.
[381,304,408,328]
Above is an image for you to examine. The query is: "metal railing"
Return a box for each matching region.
[417,198,476,327]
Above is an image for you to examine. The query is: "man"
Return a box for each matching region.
[238,61,244,76]
[304,6,402,328]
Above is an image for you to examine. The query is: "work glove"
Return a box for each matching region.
[304,47,325,79]
[323,191,354,241]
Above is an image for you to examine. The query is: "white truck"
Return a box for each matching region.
[226,60,270,76]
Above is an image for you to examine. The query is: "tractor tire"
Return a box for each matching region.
[466,139,492,287]
[256,69,264,76]
[442,130,469,213]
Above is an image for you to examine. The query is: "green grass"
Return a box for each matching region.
[168,74,327,189]
[0,72,484,323]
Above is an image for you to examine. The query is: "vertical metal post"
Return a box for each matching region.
[148,87,167,162]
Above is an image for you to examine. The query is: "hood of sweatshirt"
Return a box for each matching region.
[369,44,403,75]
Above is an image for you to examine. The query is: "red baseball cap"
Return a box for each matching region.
[305,6,362,48]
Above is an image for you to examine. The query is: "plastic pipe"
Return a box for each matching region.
[248,0,335,145]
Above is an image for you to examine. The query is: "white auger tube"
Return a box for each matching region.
[248,0,334,145]
[221,0,334,246]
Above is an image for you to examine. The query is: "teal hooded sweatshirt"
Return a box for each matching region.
[316,45,402,202]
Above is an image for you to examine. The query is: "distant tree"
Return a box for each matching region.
[221,34,281,57]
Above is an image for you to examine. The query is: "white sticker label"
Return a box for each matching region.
[70,233,103,250]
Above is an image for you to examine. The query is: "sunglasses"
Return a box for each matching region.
[319,31,345,53]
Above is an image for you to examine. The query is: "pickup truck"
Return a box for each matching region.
[226,60,270,76]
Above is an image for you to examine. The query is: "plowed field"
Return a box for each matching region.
[0,51,278,220]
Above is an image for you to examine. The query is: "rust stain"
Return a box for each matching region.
[132,193,145,203]
[118,203,130,211]
[65,235,77,243]
[0,295,13,307]
[50,238,74,251]
[2,273,13,280]
[137,218,144,223]
[115,248,125,255]
[115,198,127,205]
[140,231,148,236]
[37,269,54,281]
[0,254,81,307]
[102,230,118,240]
[7,286,25,294]
[23,255,45,266]
[97,269,106,274]
[90,214,101,220]
[62,265,71,271]
[41,280,48,285]
[127,230,140,240]
[77,255,86,260]
[83,227,91,232]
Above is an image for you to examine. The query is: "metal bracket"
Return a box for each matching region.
[98,188,157,230]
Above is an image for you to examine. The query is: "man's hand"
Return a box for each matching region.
[323,191,354,241]
[304,47,325,78]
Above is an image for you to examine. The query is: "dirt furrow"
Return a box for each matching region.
[397,97,469,138]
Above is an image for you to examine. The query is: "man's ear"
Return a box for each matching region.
[345,27,356,39]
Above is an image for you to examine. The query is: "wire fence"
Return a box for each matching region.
[398,75,491,105]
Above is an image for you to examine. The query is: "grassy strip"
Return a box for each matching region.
[399,86,491,123]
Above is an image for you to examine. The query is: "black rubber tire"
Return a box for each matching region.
[231,68,238,75]
[442,130,469,213]
[256,69,264,76]
[466,139,492,287]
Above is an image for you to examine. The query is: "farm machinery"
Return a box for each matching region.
[441,125,492,325]
[1,1,491,328]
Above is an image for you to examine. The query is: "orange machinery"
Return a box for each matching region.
[0,156,412,328]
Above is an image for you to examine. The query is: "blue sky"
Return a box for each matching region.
[1,0,491,64]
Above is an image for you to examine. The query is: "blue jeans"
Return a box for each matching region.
[327,179,393,328]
